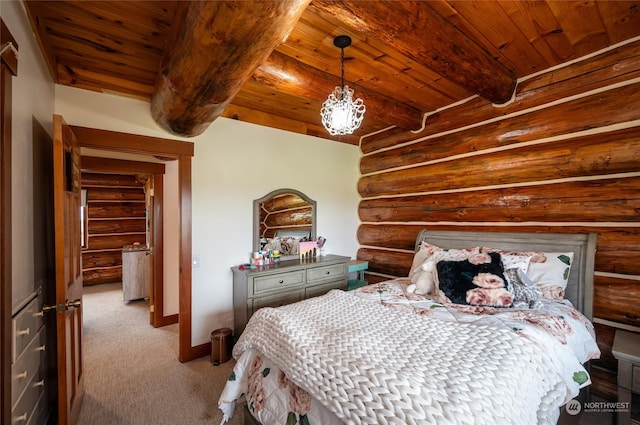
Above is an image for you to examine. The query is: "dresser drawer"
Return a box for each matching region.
[253,271,304,295]
[233,254,351,337]
[306,280,346,298]
[251,289,304,311]
[11,366,46,425]
[307,264,346,283]
[12,296,43,362]
[12,328,46,409]
[26,391,47,425]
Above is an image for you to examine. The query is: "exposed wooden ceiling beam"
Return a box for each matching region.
[151,0,312,137]
[311,0,517,105]
[254,51,424,130]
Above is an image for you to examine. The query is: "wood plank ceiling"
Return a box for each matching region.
[23,1,640,144]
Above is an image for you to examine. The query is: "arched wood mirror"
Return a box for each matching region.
[253,189,316,260]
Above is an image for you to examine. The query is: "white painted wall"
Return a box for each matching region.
[3,1,56,309]
[190,118,361,345]
[6,0,361,348]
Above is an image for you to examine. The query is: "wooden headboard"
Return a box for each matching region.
[415,230,598,320]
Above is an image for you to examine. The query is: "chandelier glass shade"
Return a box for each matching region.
[321,85,365,136]
[321,35,365,136]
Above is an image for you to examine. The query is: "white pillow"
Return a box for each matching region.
[527,251,574,301]
[482,247,573,301]
[501,254,531,274]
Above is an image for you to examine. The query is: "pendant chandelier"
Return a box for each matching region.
[320,35,365,136]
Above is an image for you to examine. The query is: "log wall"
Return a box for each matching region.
[357,38,640,400]
[82,172,147,285]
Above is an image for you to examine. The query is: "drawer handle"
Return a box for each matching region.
[16,370,28,380]
[33,311,44,317]
[36,344,46,352]
[34,379,45,387]
[13,413,28,422]
[278,280,284,284]
[325,271,330,275]
[16,328,30,337]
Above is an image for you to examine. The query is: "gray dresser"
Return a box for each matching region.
[11,292,49,425]
[232,254,350,337]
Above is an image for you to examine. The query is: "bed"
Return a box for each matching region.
[219,230,600,425]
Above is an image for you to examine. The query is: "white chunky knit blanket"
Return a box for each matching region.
[233,290,566,425]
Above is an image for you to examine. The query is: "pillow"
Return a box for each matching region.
[436,252,512,308]
[407,242,481,295]
[504,268,543,310]
[527,252,574,301]
[500,253,532,295]
[482,248,574,301]
[501,254,531,274]
[409,241,480,279]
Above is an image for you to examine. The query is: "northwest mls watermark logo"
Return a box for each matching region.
[565,399,581,415]
[566,399,630,415]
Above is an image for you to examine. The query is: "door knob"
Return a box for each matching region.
[42,304,61,313]
[66,299,82,309]
[42,299,82,313]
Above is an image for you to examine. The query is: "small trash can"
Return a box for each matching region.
[211,328,232,365]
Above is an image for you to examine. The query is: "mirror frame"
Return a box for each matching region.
[253,188,317,260]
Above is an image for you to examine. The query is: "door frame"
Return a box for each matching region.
[81,156,169,326]
[70,126,197,361]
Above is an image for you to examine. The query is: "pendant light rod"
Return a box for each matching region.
[333,35,351,93]
[340,44,345,93]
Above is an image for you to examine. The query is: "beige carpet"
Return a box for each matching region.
[77,282,244,425]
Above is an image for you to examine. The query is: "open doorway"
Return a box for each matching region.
[71,125,196,362]
[80,156,171,327]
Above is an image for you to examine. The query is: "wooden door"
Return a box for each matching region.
[52,115,84,424]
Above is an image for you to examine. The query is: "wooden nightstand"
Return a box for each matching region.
[348,260,368,290]
[612,329,640,425]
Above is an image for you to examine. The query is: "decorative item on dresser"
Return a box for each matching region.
[232,254,350,337]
